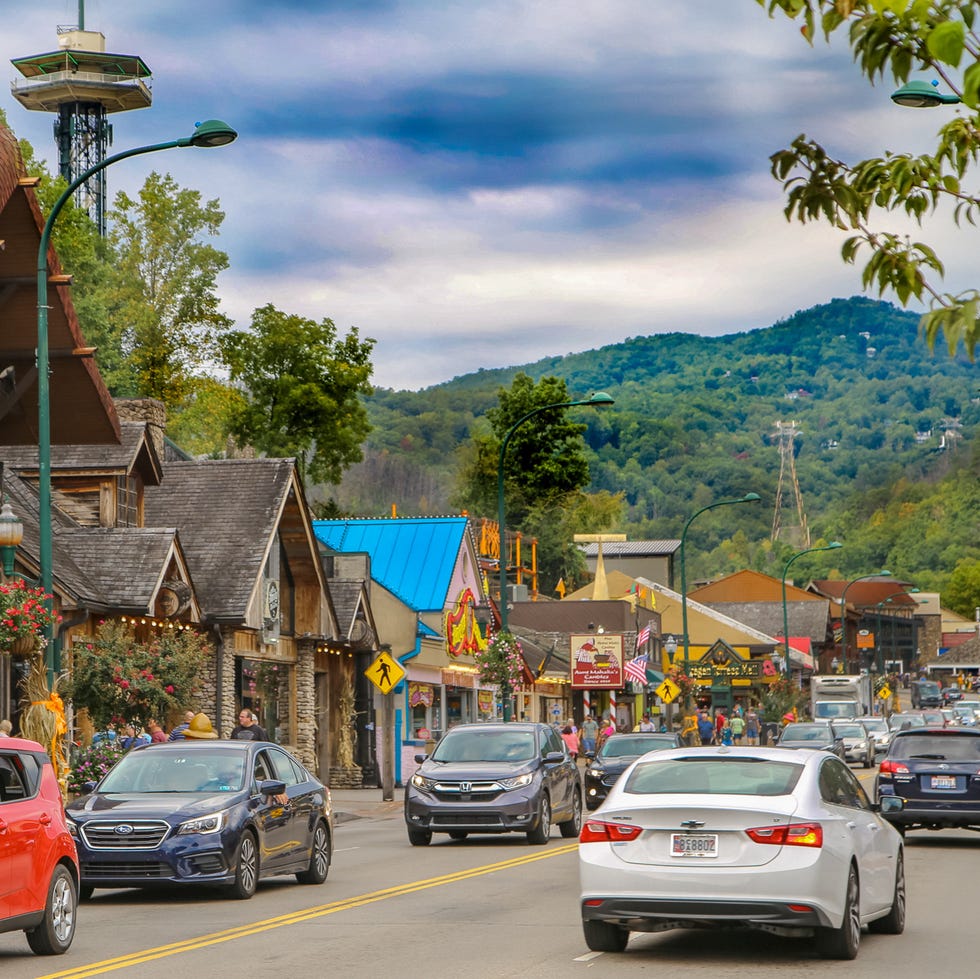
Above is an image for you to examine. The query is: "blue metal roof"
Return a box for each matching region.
[314,517,469,612]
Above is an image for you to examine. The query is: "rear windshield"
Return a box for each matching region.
[889,734,980,761]
[888,714,926,730]
[623,757,803,796]
[432,730,536,763]
[782,725,830,740]
[599,736,675,759]
[833,725,864,737]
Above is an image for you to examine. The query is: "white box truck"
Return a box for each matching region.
[810,674,873,720]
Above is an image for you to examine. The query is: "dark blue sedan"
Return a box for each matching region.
[66,740,332,900]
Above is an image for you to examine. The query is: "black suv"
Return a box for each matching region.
[404,722,582,845]
[877,726,980,833]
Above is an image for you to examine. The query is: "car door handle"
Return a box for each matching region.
[38,812,52,825]
[846,821,857,829]
[0,818,6,833]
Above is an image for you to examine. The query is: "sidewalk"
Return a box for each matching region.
[330,786,404,824]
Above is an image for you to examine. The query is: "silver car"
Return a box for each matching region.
[831,720,876,768]
[579,745,906,960]
[856,716,891,756]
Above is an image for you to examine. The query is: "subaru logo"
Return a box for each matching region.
[113,824,135,836]
[460,782,472,793]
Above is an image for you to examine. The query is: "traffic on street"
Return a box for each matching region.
[4,736,980,979]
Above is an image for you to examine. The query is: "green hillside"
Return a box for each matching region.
[327,296,980,595]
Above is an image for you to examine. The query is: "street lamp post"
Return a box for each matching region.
[496,391,614,719]
[679,494,760,673]
[36,120,238,687]
[780,541,843,678]
[838,570,891,675]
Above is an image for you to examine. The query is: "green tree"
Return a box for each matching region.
[757,0,980,356]
[101,171,232,406]
[221,304,375,486]
[942,558,980,616]
[167,376,247,458]
[454,373,594,524]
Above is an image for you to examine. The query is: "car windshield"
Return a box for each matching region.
[598,736,674,759]
[889,734,980,761]
[888,714,926,730]
[624,757,803,796]
[431,730,536,763]
[833,725,864,737]
[98,747,246,793]
[782,725,830,741]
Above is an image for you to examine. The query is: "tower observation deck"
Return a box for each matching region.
[10,25,152,235]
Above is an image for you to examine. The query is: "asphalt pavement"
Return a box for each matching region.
[331,786,403,823]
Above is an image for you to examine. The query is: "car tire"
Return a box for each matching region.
[296,821,331,884]
[25,864,77,956]
[869,852,905,935]
[408,827,432,846]
[227,830,259,900]
[526,794,551,845]
[78,884,94,902]
[582,918,629,953]
[815,865,860,960]
[448,831,468,841]
[559,789,583,838]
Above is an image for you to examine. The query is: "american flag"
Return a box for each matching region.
[625,654,649,686]
[636,624,651,650]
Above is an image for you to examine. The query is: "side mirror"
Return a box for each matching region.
[543,751,565,764]
[879,795,904,814]
[258,778,287,798]
[414,754,427,764]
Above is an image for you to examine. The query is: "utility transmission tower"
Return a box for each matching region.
[771,421,810,548]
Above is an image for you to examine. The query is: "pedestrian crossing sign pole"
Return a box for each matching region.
[365,648,405,803]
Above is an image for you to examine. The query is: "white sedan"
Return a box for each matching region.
[579,745,905,959]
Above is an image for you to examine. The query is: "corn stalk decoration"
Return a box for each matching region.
[336,672,357,770]
[20,653,70,801]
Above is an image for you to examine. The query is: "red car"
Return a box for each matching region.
[0,736,79,955]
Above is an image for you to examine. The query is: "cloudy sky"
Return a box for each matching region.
[1,1,970,389]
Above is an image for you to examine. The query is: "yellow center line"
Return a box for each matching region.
[38,843,579,979]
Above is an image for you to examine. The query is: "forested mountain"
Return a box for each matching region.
[325,297,980,596]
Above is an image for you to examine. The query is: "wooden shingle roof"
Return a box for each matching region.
[143,459,294,620]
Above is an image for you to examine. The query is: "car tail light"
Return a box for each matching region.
[580,819,643,843]
[745,823,823,847]
[879,759,909,775]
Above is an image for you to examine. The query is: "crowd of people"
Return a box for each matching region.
[87,708,271,749]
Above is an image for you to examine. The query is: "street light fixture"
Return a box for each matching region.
[679,493,760,673]
[496,390,614,719]
[36,120,238,687]
[891,80,961,107]
[838,570,891,674]
[780,541,843,678]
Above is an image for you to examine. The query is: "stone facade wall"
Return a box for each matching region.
[216,626,239,739]
[294,638,317,770]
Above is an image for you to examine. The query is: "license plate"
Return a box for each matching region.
[670,833,718,858]
[931,775,957,789]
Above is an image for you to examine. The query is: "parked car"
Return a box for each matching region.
[776,722,846,759]
[855,716,891,756]
[877,727,980,835]
[0,737,79,955]
[405,722,582,845]
[941,687,963,704]
[584,732,680,810]
[830,720,876,768]
[66,739,332,900]
[579,746,906,959]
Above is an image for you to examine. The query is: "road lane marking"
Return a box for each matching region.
[37,843,580,979]
[574,951,604,961]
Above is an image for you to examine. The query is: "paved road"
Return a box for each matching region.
[3,768,977,979]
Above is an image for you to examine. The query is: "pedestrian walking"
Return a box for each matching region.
[730,713,745,744]
[580,714,599,755]
[745,707,760,746]
[697,711,714,746]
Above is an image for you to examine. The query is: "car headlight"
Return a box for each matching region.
[589,768,605,778]
[176,811,226,836]
[497,773,534,790]
[65,818,79,838]
[411,773,437,791]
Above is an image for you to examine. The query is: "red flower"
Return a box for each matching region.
[165,685,175,694]
[119,680,130,690]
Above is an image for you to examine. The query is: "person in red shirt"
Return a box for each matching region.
[147,718,167,743]
[714,710,726,740]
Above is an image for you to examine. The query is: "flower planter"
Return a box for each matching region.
[7,634,38,657]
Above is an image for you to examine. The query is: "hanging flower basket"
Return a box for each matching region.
[8,633,39,657]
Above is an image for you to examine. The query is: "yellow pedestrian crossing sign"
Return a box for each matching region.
[365,650,405,693]
[877,685,891,701]
[655,677,681,704]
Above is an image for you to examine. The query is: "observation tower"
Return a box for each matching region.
[10,6,151,235]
